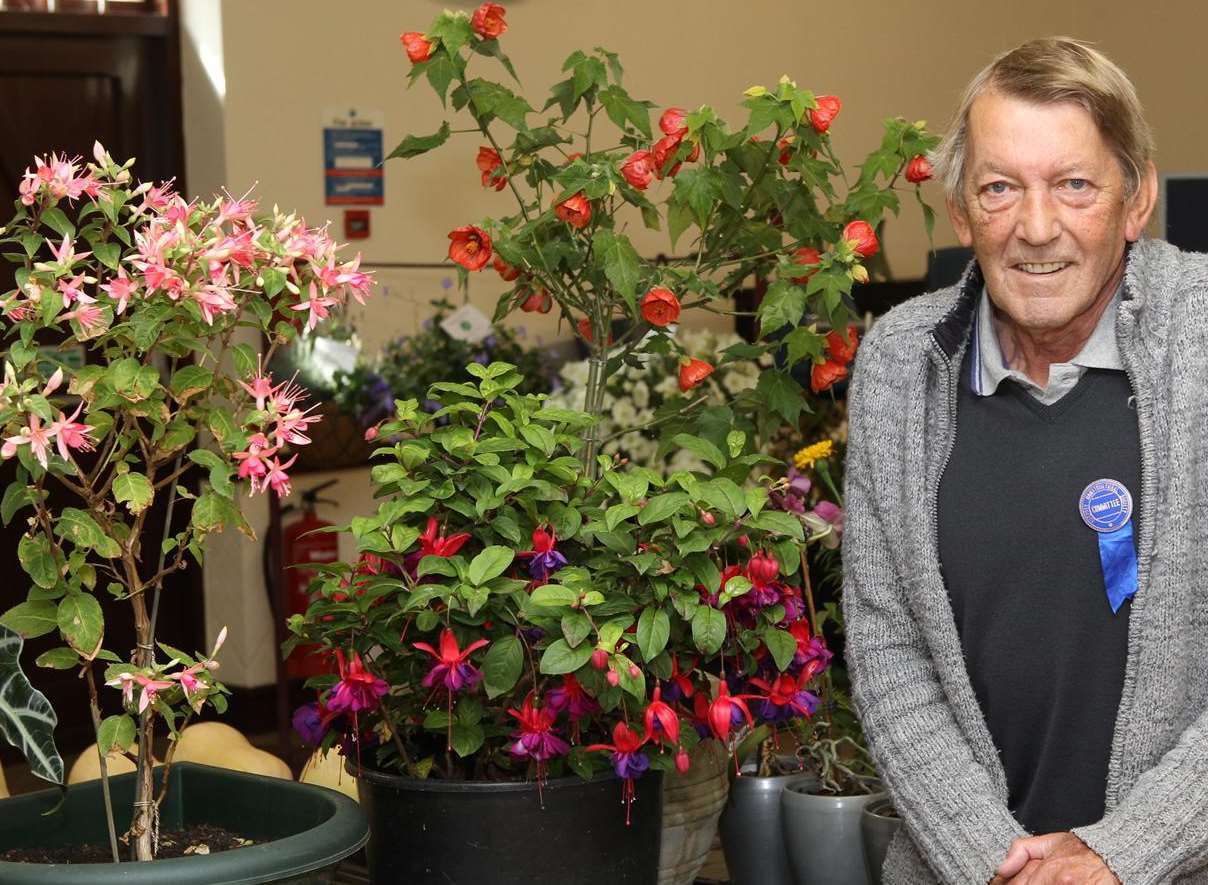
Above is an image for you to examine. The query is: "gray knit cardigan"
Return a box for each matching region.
[842,238,1208,885]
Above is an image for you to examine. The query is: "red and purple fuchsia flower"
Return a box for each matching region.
[587,722,649,825]
[413,628,490,750]
[517,526,568,582]
[546,674,599,742]
[327,649,389,714]
[507,693,570,798]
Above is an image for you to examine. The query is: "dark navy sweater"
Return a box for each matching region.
[938,352,1139,834]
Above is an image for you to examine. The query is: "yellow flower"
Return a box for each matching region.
[793,439,834,470]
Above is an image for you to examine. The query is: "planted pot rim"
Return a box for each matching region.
[782,774,886,799]
[0,762,369,885]
[349,759,647,793]
[863,796,899,818]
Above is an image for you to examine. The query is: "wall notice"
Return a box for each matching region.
[323,107,385,206]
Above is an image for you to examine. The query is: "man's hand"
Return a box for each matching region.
[992,832,1120,884]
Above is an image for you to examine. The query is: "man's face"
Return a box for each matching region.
[947,91,1156,334]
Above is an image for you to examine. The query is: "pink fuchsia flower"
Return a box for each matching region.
[326,649,388,714]
[106,671,175,714]
[61,303,104,334]
[261,453,298,497]
[238,357,276,411]
[193,282,238,325]
[214,194,259,227]
[56,273,96,308]
[643,686,680,747]
[100,269,138,315]
[46,233,90,267]
[314,254,372,305]
[413,628,489,693]
[289,282,338,332]
[132,179,177,216]
[2,414,56,469]
[48,403,95,461]
[507,693,570,763]
[233,433,276,488]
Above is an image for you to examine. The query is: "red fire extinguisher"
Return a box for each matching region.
[281,479,340,679]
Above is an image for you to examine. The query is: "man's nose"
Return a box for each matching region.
[1014,187,1061,246]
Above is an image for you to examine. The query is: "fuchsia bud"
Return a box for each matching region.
[591,648,609,670]
[606,669,621,687]
[699,509,716,526]
[747,550,780,585]
[737,535,750,548]
[676,748,691,774]
[364,425,379,442]
[628,664,641,679]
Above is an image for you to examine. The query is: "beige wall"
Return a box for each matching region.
[185,0,1208,687]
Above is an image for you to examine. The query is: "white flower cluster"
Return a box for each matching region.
[547,328,775,474]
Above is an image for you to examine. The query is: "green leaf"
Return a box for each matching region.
[450,722,485,758]
[636,608,670,662]
[231,343,257,379]
[93,242,121,272]
[530,585,578,607]
[605,503,641,531]
[386,121,452,160]
[691,606,727,655]
[638,492,690,526]
[539,638,594,675]
[35,647,78,670]
[113,472,153,515]
[699,478,746,520]
[9,596,62,634]
[0,626,64,785]
[96,713,136,754]
[39,207,75,240]
[466,546,514,586]
[598,84,652,138]
[784,326,825,367]
[54,508,120,558]
[592,229,641,308]
[749,510,805,541]
[481,636,523,699]
[430,12,473,56]
[672,434,726,470]
[719,575,752,606]
[169,365,214,403]
[17,535,58,589]
[672,167,723,228]
[758,281,806,336]
[765,628,798,672]
[459,79,532,130]
[57,594,103,658]
[561,612,591,648]
[756,370,805,426]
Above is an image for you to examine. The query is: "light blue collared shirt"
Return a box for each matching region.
[970,286,1124,405]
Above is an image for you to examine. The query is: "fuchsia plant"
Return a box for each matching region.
[0,145,373,862]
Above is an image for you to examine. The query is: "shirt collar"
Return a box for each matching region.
[970,284,1124,397]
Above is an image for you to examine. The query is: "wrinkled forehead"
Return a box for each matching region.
[964,91,1117,181]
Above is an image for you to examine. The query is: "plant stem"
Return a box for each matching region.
[599,394,708,445]
[83,664,121,863]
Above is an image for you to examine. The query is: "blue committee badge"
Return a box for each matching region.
[1078,478,1138,613]
[1079,479,1133,534]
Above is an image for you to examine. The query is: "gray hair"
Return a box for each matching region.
[931,37,1154,200]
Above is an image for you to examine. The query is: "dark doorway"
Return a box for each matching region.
[0,2,200,758]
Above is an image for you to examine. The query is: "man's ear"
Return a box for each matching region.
[1125,160,1158,242]
[947,194,974,247]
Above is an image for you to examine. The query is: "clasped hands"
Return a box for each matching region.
[989,832,1121,885]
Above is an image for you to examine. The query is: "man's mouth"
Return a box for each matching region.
[1013,262,1071,275]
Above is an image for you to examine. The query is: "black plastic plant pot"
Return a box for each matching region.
[354,763,663,885]
[0,762,369,884]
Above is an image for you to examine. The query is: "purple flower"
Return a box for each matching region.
[508,695,570,763]
[612,750,650,780]
[414,629,489,694]
[805,501,845,549]
[528,549,568,580]
[292,702,330,746]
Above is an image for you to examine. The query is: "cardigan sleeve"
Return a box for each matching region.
[841,335,1027,884]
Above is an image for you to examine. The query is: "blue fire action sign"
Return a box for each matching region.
[323,108,385,206]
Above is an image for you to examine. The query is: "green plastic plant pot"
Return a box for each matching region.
[0,762,368,884]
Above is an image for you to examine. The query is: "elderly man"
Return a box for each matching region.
[843,37,1208,885]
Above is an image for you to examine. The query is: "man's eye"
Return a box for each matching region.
[1065,178,1089,190]
[984,182,1009,195]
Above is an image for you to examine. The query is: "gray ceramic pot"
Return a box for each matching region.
[719,770,816,885]
[860,798,901,885]
[780,776,887,885]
